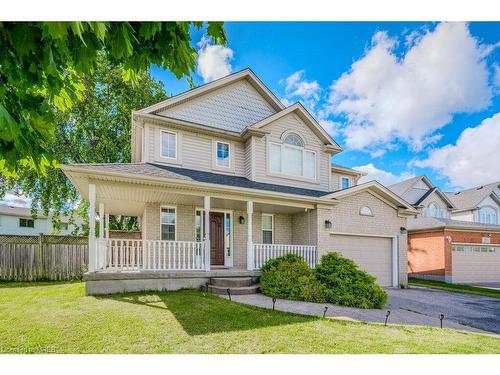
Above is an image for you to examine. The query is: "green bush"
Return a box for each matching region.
[315,252,388,309]
[260,254,327,302]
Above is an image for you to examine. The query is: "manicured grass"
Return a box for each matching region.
[0,282,499,354]
[409,278,500,299]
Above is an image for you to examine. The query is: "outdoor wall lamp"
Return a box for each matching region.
[324,220,332,229]
[400,226,407,234]
[238,216,245,225]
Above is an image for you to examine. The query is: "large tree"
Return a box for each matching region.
[0,21,225,176]
[2,53,168,231]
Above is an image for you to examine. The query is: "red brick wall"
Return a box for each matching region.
[408,230,446,276]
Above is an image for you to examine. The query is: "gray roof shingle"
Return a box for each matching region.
[388,176,423,196]
[408,217,500,232]
[66,163,330,198]
[445,181,500,210]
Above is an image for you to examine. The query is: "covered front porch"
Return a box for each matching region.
[84,175,322,276]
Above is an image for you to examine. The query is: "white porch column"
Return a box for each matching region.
[246,201,254,271]
[99,203,105,239]
[204,196,211,271]
[88,184,96,272]
[105,213,110,238]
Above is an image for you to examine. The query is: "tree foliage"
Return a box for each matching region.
[2,53,168,230]
[0,21,226,175]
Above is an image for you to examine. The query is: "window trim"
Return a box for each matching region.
[159,130,178,160]
[215,141,231,169]
[160,205,177,241]
[340,176,351,190]
[262,213,274,244]
[19,217,35,228]
[268,141,317,181]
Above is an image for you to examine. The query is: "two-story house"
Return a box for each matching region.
[62,69,418,295]
[389,176,500,284]
[0,204,83,236]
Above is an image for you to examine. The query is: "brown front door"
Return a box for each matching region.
[209,212,225,266]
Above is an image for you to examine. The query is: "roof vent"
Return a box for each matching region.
[477,186,484,190]
[454,192,460,195]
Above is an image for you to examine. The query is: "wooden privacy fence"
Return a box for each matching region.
[0,234,88,281]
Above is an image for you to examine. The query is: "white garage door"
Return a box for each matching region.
[452,244,500,283]
[327,235,393,286]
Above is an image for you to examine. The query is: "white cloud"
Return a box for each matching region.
[1,192,32,208]
[327,22,495,153]
[413,113,500,188]
[196,36,234,83]
[353,163,414,186]
[280,70,340,137]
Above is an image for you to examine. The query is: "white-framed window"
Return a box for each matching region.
[359,206,373,216]
[216,141,230,168]
[422,202,447,218]
[269,133,316,180]
[160,130,177,159]
[19,218,35,228]
[341,176,351,189]
[262,214,274,244]
[160,206,176,241]
[60,222,69,231]
[478,206,497,224]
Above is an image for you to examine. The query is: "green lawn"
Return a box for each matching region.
[409,278,500,299]
[0,282,499,354]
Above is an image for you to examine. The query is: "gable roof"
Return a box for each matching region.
[331,163,367,177]
[137,68,285,116]
[247,102,342,149]
[323,180,419,215]
[388,175,430,197]
[445,181,500,210]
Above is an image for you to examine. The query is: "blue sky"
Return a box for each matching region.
[155,22,500,191]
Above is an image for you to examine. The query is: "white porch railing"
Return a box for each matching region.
[95,239,206,271]
[253,243,317,269]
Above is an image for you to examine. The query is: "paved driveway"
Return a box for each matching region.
[226,286,500,334]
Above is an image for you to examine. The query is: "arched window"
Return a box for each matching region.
[270,132,316,179]
[427,202,439,218]
[479,206,497,224]
[283,133,304,147]
[359,206,373,216]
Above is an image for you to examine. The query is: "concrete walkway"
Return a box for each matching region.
[221,288,497,335]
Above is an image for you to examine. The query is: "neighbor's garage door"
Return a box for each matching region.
[327,235,393,286]
[452,245,500,283]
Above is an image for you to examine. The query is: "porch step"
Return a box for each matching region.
[208,284,260,295]
[210,277,254,287]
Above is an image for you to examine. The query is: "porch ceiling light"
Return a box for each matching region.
[324,220,332,229]
[239,216,245,225]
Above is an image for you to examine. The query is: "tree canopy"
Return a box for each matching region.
[0,21,226,176]
[1,53,168,232]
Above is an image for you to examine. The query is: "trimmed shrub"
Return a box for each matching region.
[260,254,327,302]
[315,252,388,309]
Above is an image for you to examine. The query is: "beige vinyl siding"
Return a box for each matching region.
[158,80,276,133]
[253,112,331,191]
[244,137,254,180]
[145,123,246,176]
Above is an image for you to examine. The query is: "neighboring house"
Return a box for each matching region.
[61,69,418,295]
[0,204,83,236]
[389,176,500,284]
[445,182,500,225]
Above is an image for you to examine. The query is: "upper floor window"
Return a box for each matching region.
[216,141,230,168]
[423,202,447,219]
[270,133,316,180]
[19,218,34,228]
[160,131,177,159]
[479,206,497,224]
[60,222,69,231]
[341,176,351,189]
